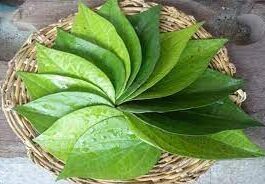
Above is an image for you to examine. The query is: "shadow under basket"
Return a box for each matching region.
[1,0,246,183]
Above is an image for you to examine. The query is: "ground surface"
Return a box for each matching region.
[0,0,265,183]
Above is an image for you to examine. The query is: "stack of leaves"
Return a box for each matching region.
[15,0,265,181]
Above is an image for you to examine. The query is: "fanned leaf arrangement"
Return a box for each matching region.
[15,0,264,181]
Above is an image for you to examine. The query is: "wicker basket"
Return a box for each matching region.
[1,0,246,183]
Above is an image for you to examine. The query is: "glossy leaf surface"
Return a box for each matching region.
[35,105,123,161]
[136,39,227,99]
[98,0,142,87]
[14,2,265,180]
[54,30,126,97]
[72,3,131,83]
[117,6,161,103]
[119,69,243,113]
[17,72,107,100]
[15,92,112,133]
[59,116,161,180]
[129,23,201,99]
[36,44,115,102]
[133,99,262,135]
[126,113,265,159]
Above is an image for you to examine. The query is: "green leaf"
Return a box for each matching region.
[17,72,107,100]
[131,99,262,135]
[136,39,228,100]
[128,23,202,100]
[36,44,115,103]
[186,98,262,125]
[58,116,161,180]
[34,105,124,161]
[119,69,243,113]
[125,112,265,159]
[117,5,161,104]
[54,29,126,97]
[72,3,131,83]
[15,92,112,133]
[98,0,142,87]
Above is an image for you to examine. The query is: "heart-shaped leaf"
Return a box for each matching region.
[36,44,115,102]
[98,0,142,87]
[131,99,262,135]
[128,23,202,100]
[15,92,112,133]
[54,29,126,97]
[14,2,265,180]
[136,39,227,99]
[125,112,265,159]
[117,5,161,104]
[35,105,124,161]
[17,72,107,100]
[119,69,243,113]
[72,3,131,83]
[58,116,161,180]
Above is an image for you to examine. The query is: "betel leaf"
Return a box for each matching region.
[15,92,112,133]
[58,116,161,180]
[125,112,265,159]
[136,39,227,100]
[17,72,107,100]
[34,105,124,162]
[132,99,262,135]
[117,5,161,104]
[72,3,131,83]
[119,69,243,113]
[36,44,115,103]
[54,29,126,97]
[15,2,265,181]
[98,0,142,87]
[128,23,202,100]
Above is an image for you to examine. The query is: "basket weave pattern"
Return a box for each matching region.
[1,0,246,183]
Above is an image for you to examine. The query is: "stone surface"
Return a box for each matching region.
[0,157,265,184]
[0,3,35,61]
[0,157,68,184]
[196,158,265,184]
[0,62,26,157]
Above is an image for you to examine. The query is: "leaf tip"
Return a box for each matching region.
[16,70,25,78]
[154,4,162,12]
[220,38,229,45]
[56,173,66,181]
[196,21,205,28]
[147,4,162,14]
[33,136,42,145]
[260,149,265,156]
[16,71,33,79]
[252,145,265,157]
[35,42,43,49]
[35,42,47,55]
[57,167,71,180]
[56,27,64,34]
[103,0,119,6]
[78,1,88,11]
[252,119,265,127]
[12,105,21,113]
[237,78,245,85]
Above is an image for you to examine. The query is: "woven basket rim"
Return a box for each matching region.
[1,0,246,183]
